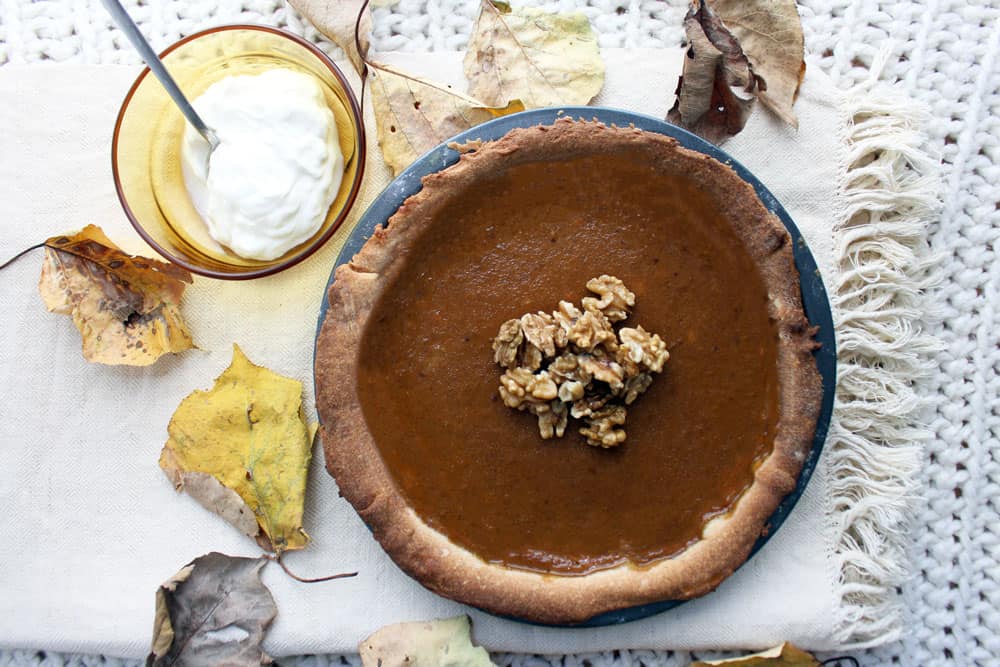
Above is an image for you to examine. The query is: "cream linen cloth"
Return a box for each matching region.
[0,50,850,657]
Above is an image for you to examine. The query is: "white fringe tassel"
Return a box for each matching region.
[829,64,942,649]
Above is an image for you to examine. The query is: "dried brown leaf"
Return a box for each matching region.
[148,552,276,667]
[288,0,372,76]
[38,224,194,366]
[668,0,760,143]
[709,0,806,126]
[359,615,494,667]
[173,471,260,540]
[693,642,821,666]
[464,0,604,109]
[669,0,805,142]
[368,61,524,175]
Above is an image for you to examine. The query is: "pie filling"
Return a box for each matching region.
[357,152,780,575]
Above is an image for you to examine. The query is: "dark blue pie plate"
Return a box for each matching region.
[314,107,837,628]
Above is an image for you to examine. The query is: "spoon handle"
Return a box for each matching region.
[101,0,219,149]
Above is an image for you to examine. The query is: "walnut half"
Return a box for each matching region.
[580,405,627,448]
[492,319,522,369]
[491,276,669,449]
[582,275,635,323]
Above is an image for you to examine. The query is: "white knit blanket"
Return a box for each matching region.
[2,1,996,666]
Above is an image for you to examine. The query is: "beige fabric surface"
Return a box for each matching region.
[0,50,871,657]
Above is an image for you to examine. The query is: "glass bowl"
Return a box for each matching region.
[112,25,365,279]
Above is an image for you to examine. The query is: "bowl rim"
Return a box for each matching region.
[111,23,367,280]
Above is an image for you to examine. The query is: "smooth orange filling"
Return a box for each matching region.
[357,153,779,574]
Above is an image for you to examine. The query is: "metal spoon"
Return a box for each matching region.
[101,0,220,151]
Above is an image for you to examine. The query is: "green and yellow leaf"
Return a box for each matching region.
[160,344,314,554]
[359,615,495,667]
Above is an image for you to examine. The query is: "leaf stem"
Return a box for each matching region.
[355,0,370,111]
[267,553,358,583]
[0,242,45,272]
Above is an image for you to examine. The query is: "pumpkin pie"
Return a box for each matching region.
[314,119,823,623]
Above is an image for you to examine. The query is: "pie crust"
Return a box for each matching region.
[314,119,823,623]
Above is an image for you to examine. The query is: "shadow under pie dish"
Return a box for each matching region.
[314,114,834,625]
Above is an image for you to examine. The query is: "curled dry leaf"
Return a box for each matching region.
[669,0,805,143]
[287,0,371,76]
[359,615,494,667]
[693,642,821,666]
[709,0,805,127]
[160,344,315,554]
[464,0,604,109]
[668,0,760,144]
[38,224,194,366]
[368,61,524,175]
[149,552,276,667]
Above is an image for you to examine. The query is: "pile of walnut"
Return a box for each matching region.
[492,275,669,448]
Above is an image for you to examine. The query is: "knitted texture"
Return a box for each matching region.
[1,1,996,666]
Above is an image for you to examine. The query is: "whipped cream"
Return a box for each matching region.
[181,69,343,261]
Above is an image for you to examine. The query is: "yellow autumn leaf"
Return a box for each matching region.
[694,642,821,666]
[464,0,605,109]
[160,344,315,554]
[368,61,524,176]
[38,224,194,366]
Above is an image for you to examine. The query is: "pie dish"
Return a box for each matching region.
[314,113,833,625]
